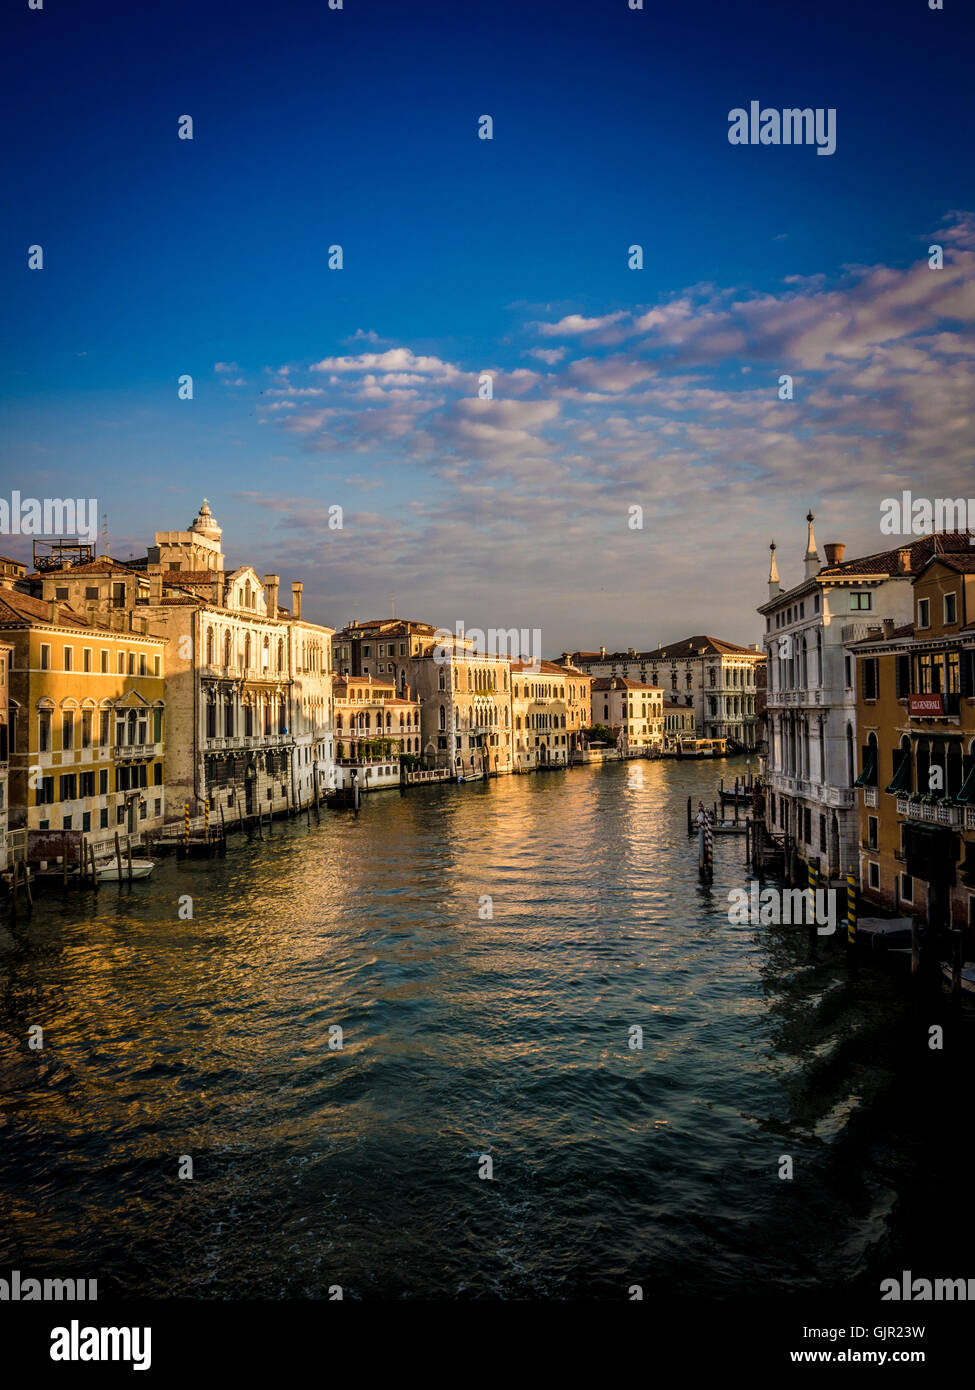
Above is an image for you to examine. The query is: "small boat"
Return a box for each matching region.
[940,961,975,996]
[95,858,156,882]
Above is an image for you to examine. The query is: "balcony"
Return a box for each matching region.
[896,797,963,827]
[114,741,161,761]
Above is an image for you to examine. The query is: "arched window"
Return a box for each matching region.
[277,638,284,671]
[439,705,446,731]
[244,633,252,669]
[224,631,231,666]
[206,629,214,664]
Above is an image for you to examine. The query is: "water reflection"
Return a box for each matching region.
[0,760,969,1298]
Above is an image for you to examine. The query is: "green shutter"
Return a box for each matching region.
[885,748,912,795]
[854,746,877,787]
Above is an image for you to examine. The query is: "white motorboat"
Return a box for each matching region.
[95,858,156,882]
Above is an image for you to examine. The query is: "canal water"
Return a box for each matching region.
[0,759,970,1299]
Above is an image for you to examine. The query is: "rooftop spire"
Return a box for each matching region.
[803,510,820,579]
[768,540,780,598]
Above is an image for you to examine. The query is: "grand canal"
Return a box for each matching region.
[0,759,970,1299]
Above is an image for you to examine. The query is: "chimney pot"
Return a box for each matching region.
[48,598,59,623]
[897,547,912,574]
[292,581,303,621]
[264,574,280,616]
[823,542,846,566]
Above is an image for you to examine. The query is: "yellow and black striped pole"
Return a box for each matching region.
[807,857,817,931]
[204,797,210,843]
[184,800,190,846]
[846,863,857,945]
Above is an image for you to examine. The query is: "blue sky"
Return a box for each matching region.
[2,0,973,652]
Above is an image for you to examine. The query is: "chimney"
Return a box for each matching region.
[213,570,226,607]
[600,645,606,659]
[48,598,59,623]
[803,511,820,580]
[896,547,912,574]
[768,541,780,598]
[292,581,303,621]
[265,574,280,617]
[883,619,895,637]
[823,541,845,567]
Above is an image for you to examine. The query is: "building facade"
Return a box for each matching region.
[759,515,973,881]
[663,699,696,748]
[27,501,335,819]
[1,591,168,847]
[591,677,664,753]
[562,635,762,749]
[850,551,975,936]
[333,619,514,778]
[333,674,421,789]
[510,660,589,770]
[0,640,11,868]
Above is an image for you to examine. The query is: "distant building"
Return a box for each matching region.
[510,660,590,769]
[333,675,421,791]
[591,677,664,754]
[663,699,695,748]
[0,555,27,585]
[563,635,762,749]
[332,619,513,778]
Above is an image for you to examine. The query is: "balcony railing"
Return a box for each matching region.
[896,797,963,827]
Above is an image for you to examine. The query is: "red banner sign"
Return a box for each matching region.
[909,693,945,716]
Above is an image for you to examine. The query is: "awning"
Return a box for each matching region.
[885,751,912,795]
[854,748,876,787]
[957,763,975,806]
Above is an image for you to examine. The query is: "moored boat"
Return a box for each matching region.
[95,858,156,882]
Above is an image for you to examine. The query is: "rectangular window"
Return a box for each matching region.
[868,861,880,889]
[60,773,77,801]
[118,652,125,674]
[917,598,930,629]
[62,713,74,750]
[63,646,73,671]
[153,654,160,676]
[99,769,108,794]
[99,808,109,828]
[862,658,879,700]
[901,875,913,904]
[127,653,135,675]
[851,592,872,611]
[895,653,910,699]
[101,649,109,673]
[55,586,68,599]
[868,815,878,850]
[40,643,51,670]
[85,586,99,600]
[38,710,51,752]
[944,593,957,625]
[139,654,147,675]
[80,771,95,797]
[845,655,852,688]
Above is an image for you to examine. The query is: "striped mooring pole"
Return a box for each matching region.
[807,857,817,931]
[204,797,210,842]
[183,801,190,846]
[703,807,713,876]
[846,864,857,945]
